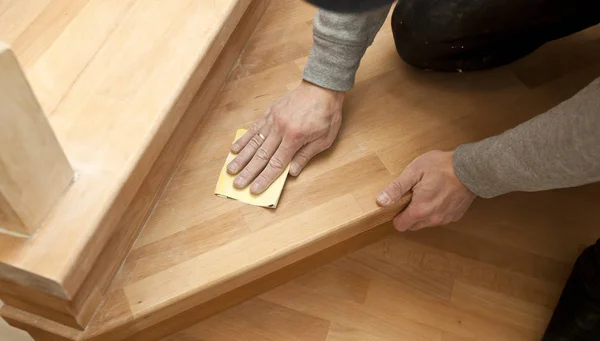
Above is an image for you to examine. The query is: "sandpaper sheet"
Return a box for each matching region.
[215,129,289,208]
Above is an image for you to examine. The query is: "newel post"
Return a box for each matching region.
[0,43,73,238]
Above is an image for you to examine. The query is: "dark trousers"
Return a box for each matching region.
[391,0,600,71]
[542,239,600,340]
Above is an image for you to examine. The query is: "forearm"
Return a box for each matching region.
[303,5,391,91]
[454,77,600,198]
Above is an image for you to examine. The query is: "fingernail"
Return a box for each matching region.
[234,175,245,188]
[376,192,390,205]
[290,162,299,176]
[231,143,239,153]
[250,182,262,194]
[227,162,239,174]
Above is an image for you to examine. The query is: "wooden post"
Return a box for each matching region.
[0,43,73,238]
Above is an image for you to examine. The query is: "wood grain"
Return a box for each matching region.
[5,0,600,340]
[0,0,258,301]
[0,43,72,237]
[136,11,600,339]
[0,0,264,330]
[0,0,270,333]
[168,186,599,341]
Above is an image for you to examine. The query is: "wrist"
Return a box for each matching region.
[450,150,477,197]
[452,147,485,198]
[300,80,345,102]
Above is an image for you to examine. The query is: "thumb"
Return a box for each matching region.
[377,169,420,206]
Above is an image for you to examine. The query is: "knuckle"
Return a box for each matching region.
[296,150,312,162]
[249,122,261,134]
[248,137,262,150]
[409,205,432,220]
[255,148,270,161]
[268,155,285,170]
[408,158,423,170]
[274,114,289,128]
[429,214,444,226]
[286,126,304,142]
[388,181,405,196]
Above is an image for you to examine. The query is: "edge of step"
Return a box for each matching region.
[2,221,398,341]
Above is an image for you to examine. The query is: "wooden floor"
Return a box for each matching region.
[163,182,599,341]
[160,1,600,341]
[94,0,600,338]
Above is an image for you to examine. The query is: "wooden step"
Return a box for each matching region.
[0,0,266,330]
[4,1,600,340]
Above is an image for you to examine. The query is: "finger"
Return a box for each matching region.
[393,213,422,232]
[231,117,267,153]
[408,221,430,232]
[250,139,299,194]
[234,133,282,189]
[227,125,270,175]
[392,204,422,232]
[376,168,421,207]
[289,141,328,176]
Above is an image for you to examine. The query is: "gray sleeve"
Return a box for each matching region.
[454,77,600,198]
[302,5,391,92]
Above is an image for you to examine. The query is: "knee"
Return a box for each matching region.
[391,0,467,71]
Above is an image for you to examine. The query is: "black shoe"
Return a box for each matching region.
[542,239,600,341]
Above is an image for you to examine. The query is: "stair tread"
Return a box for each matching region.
[84,10,600,338]
[0,0,250,300]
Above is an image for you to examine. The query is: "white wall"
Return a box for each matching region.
[0,302,33,341]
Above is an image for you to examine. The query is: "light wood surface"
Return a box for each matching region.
[0,0,261,329]
[169,201,597,341]
[168,185,600,340]
[5,0,600,340]
[0,43,72,238]
[0,0,270,333]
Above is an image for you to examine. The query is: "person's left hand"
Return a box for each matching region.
[376,150,477,232]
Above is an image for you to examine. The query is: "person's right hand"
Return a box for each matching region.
[227,80,344,194]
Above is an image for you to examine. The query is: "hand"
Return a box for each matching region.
[227,80,344,194]
[376,150,476,232]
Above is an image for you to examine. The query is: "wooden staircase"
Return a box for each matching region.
[0,0,271,337]
[3,1,600,340]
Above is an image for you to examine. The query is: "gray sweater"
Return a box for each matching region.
[302,6,600,198]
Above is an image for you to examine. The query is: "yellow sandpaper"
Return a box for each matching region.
[215,129,290,208]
